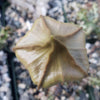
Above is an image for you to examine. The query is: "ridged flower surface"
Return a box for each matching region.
[14,16,89,89]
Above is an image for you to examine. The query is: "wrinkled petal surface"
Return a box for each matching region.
[14,16,89,88]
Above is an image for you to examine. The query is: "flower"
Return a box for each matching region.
[13,16,89,89]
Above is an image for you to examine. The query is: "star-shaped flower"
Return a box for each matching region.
[13,16,89,89]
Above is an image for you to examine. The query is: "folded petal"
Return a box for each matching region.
[42,40,86,88]
[43,16,89,75]
[43,16,80,37]
[16,42,54,86]
[15,16,51,49]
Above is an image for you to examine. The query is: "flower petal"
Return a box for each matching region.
[43,16,80,37]
[42,40,86,88]
[15,16,51,49]
[16,42,54,86]
[43,16,89,77]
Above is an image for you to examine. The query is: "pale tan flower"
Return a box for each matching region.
[13,16,89,89]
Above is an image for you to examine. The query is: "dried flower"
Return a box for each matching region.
[13,16,89,89]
